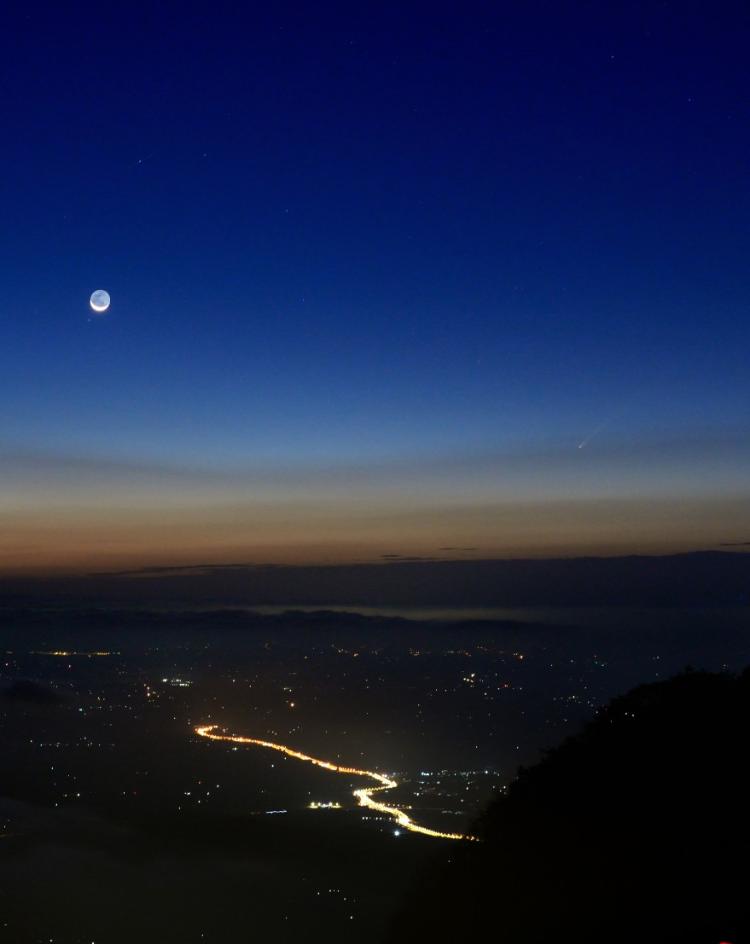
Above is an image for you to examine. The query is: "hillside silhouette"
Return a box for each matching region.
[392,669,750,943]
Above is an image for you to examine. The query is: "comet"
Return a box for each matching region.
[578,417,613,450]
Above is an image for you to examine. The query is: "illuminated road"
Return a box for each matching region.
[195,724,476,841]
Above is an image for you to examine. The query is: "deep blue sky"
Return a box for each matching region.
[1,2,748,569]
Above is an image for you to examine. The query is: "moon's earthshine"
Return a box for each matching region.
[89,289,110,313]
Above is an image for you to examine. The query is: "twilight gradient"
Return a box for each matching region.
[0,4,748,572]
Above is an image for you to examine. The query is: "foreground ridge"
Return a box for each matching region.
[195,724,477,842]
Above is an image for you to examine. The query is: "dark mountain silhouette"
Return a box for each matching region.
[392,669,750,943]
[2,550,749,608]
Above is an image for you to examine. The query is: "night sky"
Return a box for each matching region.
[2,3,748,571]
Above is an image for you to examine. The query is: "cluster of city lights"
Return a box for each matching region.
[32,651,114,657]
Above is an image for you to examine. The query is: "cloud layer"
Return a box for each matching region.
[1,430,748,572]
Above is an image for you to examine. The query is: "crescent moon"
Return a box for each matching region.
[89,289,111,313]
